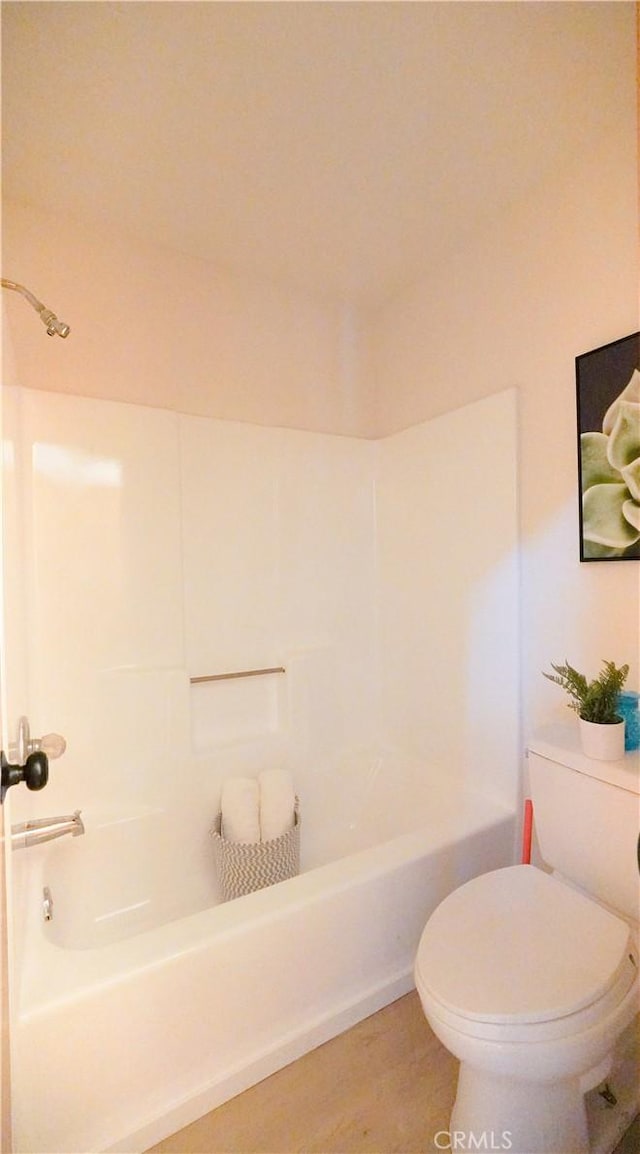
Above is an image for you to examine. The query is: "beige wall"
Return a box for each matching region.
[2,25,638,747]
[2,199,369,438]
[368,117,639,737]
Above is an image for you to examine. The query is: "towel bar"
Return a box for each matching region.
[190,666,285,684]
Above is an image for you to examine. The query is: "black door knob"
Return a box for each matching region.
[23,751,49,791]
[0,749,49,803]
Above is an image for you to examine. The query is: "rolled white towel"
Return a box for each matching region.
[220,777,260,844]
[259,769,295,842]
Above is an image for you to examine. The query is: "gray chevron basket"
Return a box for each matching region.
[211,800,301,901]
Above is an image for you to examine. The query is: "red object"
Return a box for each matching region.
[521,799,533,865]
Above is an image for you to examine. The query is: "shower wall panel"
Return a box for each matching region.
[8,385,518,834]
[178,416,379,774]
[375,389,519,805]
[9,392,380,831]
[15,390,185,818]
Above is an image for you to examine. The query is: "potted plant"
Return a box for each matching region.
[543,659,629,760]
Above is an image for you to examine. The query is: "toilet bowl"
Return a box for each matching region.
[415,865,639,1154]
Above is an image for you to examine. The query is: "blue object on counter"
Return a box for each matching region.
[618,691,640,751]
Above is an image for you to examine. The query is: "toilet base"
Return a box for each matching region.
[451,1062,589,1154]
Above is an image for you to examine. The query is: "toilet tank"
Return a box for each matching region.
[528,724,639,922]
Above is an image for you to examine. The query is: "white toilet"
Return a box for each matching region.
[414,726,639,1154]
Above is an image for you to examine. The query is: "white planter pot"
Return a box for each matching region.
[579,717,625,761]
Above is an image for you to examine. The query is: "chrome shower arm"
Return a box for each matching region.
[1,277,70,338]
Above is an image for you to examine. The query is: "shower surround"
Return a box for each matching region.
[4,385,519,1151]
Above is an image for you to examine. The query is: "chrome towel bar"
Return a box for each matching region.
[190,666,285,684]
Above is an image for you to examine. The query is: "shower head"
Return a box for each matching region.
[38,307,71,339]
[1,278,71,338]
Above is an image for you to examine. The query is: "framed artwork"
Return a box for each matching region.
[576,331,639,561]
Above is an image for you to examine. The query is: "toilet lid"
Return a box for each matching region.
[415,865,633,1025]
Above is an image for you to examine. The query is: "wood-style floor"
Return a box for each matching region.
[148,992,456,1154]
[148,991,638,1154]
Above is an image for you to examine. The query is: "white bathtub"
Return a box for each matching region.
[10,763,515,1154]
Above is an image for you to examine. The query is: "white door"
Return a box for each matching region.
[1,701,12,1154]
[0,364,13,1153]
[0,333,34,1153]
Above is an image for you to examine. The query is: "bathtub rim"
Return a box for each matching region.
[16,791,516,1020]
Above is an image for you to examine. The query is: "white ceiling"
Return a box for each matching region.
[1,2,633,310]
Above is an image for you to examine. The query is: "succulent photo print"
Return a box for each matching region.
[576,332,640,561]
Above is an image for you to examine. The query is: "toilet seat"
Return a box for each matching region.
[415,865,636,1034]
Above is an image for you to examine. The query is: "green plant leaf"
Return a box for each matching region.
[622,497,640,531]
[543,659,629,724]
[621,457,640,502]
[603,369,640,435]
[607,401,640,471]
[583,483,640,547]
[580,432,621,492]
[582,539,626,558]
[543,661,588,713]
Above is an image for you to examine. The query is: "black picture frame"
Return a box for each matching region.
[576,332,640,561]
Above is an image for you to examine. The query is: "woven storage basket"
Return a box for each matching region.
[211,800,300,901]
